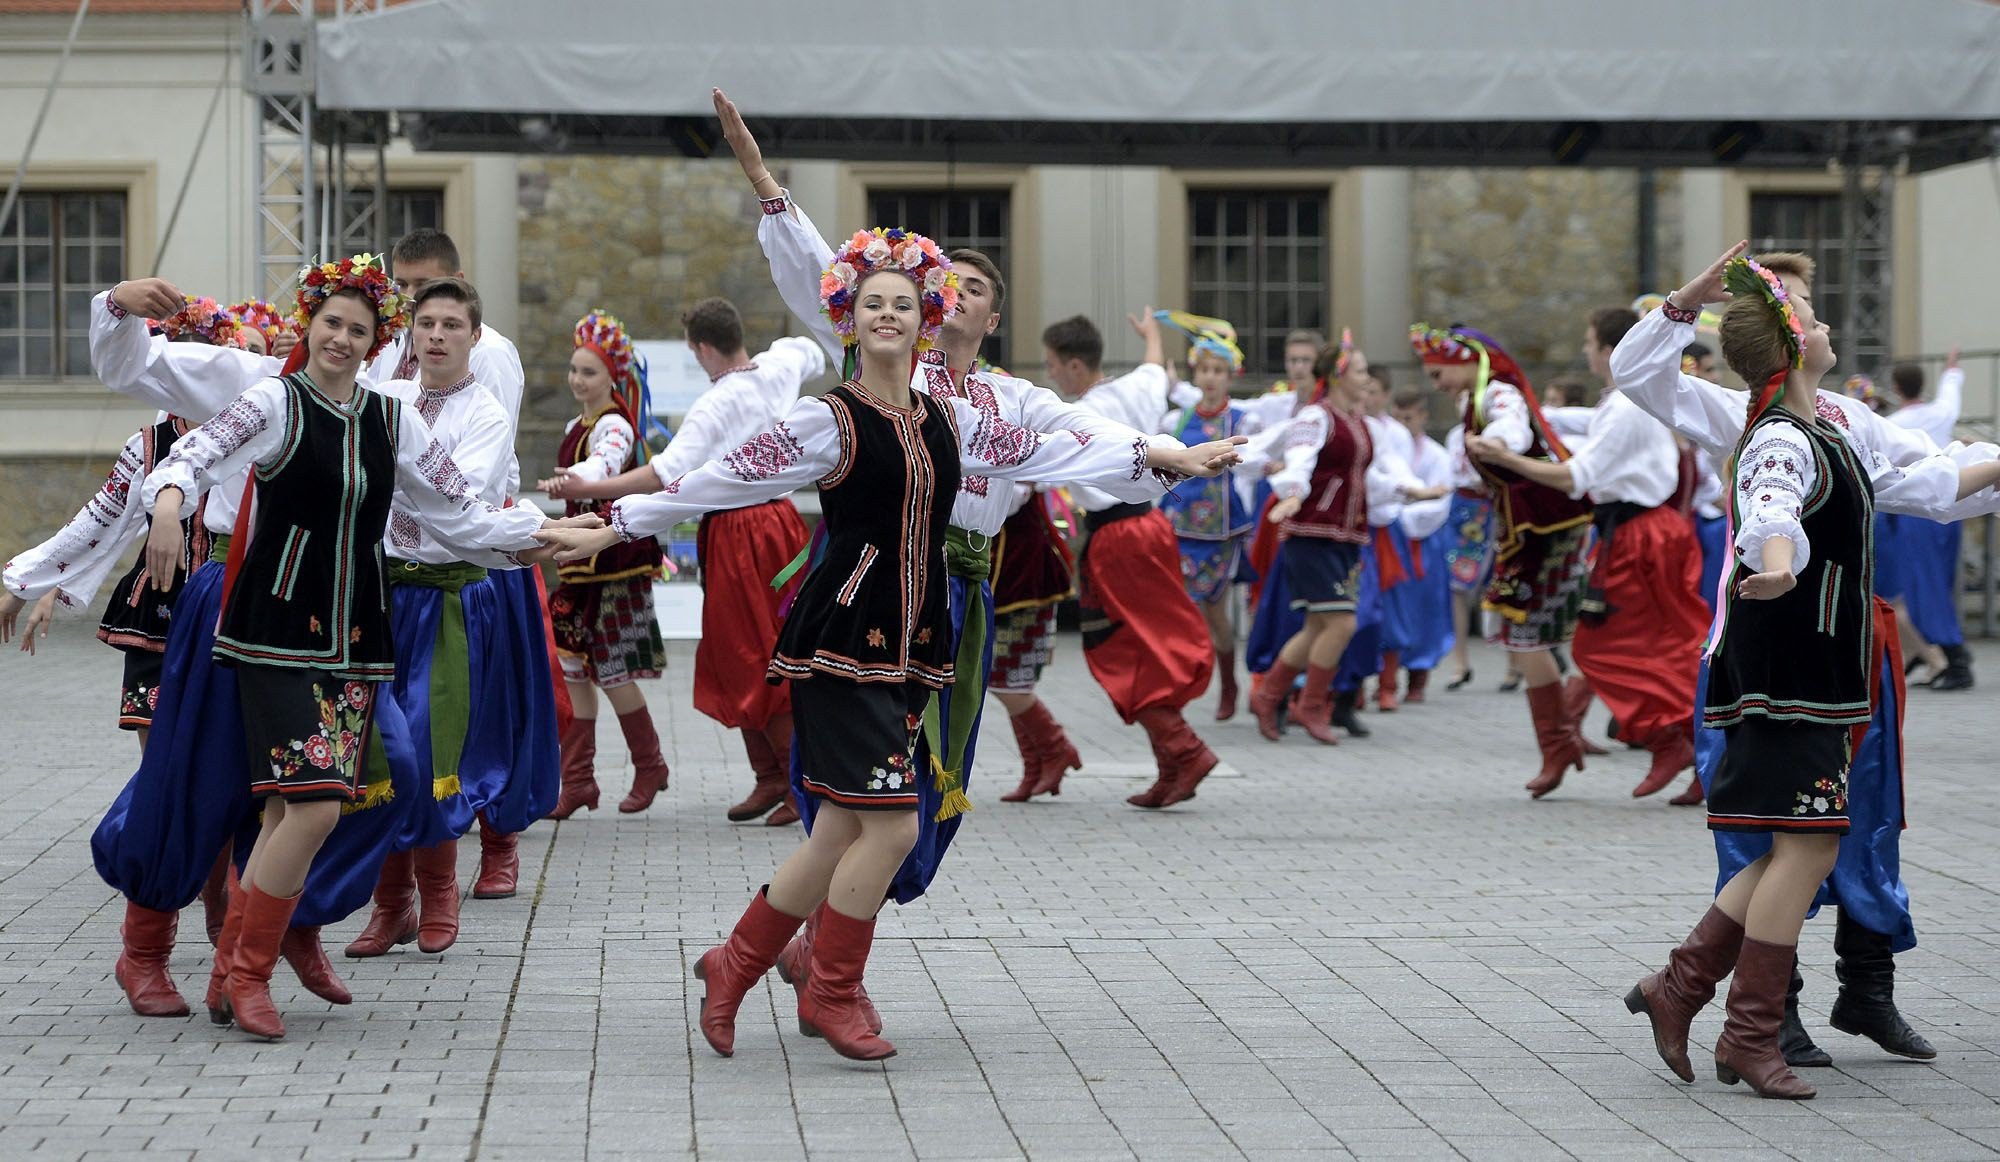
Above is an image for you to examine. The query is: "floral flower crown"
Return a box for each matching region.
[1409,323,1474,365]
[819,228,959,353]
[154,295,250,349]
[1722,256,1806,371]
[293,253,409,359]
[225,298,292,349]
[574,309,635,385]
[1844,374,1877,404]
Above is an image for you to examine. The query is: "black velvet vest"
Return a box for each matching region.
[1705,409,1875,728]
[770,382,961,688]
[215,373,400,678]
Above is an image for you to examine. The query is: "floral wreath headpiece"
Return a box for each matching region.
[1722,257,1806,372]
[153,295,250,349]
[293,252,409,359]
[573,309,669,465]
[1410,322,1568,458]
[1153,309,1244,374]
[1410,323,1474,366]
[820,228,959,359]
[225,298,291,350]
[1844,374,1877,405]
[574,309,635,386]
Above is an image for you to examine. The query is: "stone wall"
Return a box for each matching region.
[1408,168,1683,395]
[513,157,796,484]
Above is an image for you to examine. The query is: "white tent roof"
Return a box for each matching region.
[318,0,2000,123]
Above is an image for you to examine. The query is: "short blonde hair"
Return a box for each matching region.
[1719,250,1814,385]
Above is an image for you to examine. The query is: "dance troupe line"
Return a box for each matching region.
[1,88,1994,1092]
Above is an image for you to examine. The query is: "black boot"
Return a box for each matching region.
[1828,908,1937,1059]
[1779,955,1833,1067]
[1930,644,1975,692]
[1329,690,1371,738]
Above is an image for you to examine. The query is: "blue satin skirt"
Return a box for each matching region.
[1333,549,1384,694]
[1379,532,1456,672]
[1900,517,1965,648]
[1696,654,1915,952]
[1695,514,1727,615]
[790,574,993,906]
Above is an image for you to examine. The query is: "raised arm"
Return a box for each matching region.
[716,88,847,366]
[1608,242,1753,462]
[91,284,280,421]
[3,429,152,609]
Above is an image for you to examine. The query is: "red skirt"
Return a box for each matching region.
[1571,505,1709,745]
[695,499,809,730]
[1077,508,1213,722]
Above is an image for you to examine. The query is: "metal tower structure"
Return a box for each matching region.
[246,0,385,302]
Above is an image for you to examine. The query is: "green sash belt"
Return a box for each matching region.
[354,557,489,808]
[208,533,231,565]
[921,526,993,823]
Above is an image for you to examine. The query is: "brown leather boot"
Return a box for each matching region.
[1251,661,1301,741]
[1632,729,1695,798]
[1028,703,1084,797]
[280,926,352,1004]
[1716,936,1818,1098]
[762,717,801,826]
[472,813,520,899]
[344,850,419,957]
[775,903,884,1036]
[1376,650,1401,712]
[205,866,245,1024]
[1563,675,1609,755]
[1623,906,1744,1082]
[998,705,1046,802]
[200,847,231,946]
[1126,707,1186,808]
[1669,774,1707,807]
[548,716,600,819]
[728,726,791,821]
[412,841,461,954]
[1291,665,1342,745]
[1404,669,1430,704]
[1524,683,1584,799]
[227,882,302,1040]
[692,886,808,1057]
[1215,650,1239,722]
[797,906,896,1060]
[115,901,190,1017]
[616,706,671,813]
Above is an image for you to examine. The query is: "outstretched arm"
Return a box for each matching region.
[1608,241,1752,462]
[717,88,847,366]
[3,429,153,609]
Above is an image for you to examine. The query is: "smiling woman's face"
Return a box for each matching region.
[854,270,921,369]
[306,290,376,381]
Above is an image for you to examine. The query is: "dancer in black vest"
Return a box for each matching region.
[540,231,1240,1062]
[137,255,564,1040]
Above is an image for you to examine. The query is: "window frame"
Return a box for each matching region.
[1184,189,1332,379]
[0,190,131,382]
[864,186,1016,369]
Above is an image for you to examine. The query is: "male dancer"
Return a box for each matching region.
[1882,352,1971,689]
[547,297,822,825]
[1470,306,1709,800]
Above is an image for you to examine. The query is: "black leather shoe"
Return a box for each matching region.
[1830,908,1939,1060]
[1329,695,1371,738]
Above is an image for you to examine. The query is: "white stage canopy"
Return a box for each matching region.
[314,0,2000,170]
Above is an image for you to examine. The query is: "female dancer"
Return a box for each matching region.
[137,254,557,1039]
[539,230,1240,1061]
[546,311,671,817]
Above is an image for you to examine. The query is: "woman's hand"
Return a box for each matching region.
[536,524,623,564]
[1403,484,1449,502]
[540,467,598,501]
[1267,496,1303,525]
[18,593,55,655]
[145,493,186,593]
[547,513,606,530]
[1463,435,1508,463]
[0,592,23,646]
[1669,240,1749,312]
[1126,307,1160,341]
[110,277,184,319]
[712,88,782,201]
[1153,436,1247,478]
[270,329,299,359]
[1735,570,1797,601]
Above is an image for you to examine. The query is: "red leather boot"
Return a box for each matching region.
[1669,774,1707,807]
[998,705,1046,803]
[344,850,418,957]
[1250,660,1301,741]
[280,926,352,1004]
[226,881,302,1040]
[1563,675,1609,755]
[692,886,807,1057]
[1524,682,1585,799]
[1377,650,1401,712]
[412,841,461,954]
[797,905,896,1060]
[728,726,790,821]
[1215,649,1239,722]
[200,847,231,945]
[616,706,670,813]
[1404,669,1430,704]
[1161,711,1221,805]
[205,867,245,1024]
[472,812,520,899]
[548,716,600,819]
[1290,665,1342,745]
[1623,906,1744,1082]
[775,903,884,1036]
[1632,729,1696,798]
[115,901,190,1017]
[1126,707,1184,808]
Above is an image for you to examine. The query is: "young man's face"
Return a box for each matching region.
[939,267,998,351]
[1393,401,1427,433]
[1582,324,1613,382]
[1284,342,1317,387]
[391,256,457,300]
[413,298,479,378]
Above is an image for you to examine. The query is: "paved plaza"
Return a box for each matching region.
[2,630,1998,1161]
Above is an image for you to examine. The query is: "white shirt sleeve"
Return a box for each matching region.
[90,290,281,421]
[756,192,846,367]
[3,429,151,607]
[1732,420,1816,576]
[648,392,733,484]
[611,395,845,542]
[1934,366,1964,429]
[566,414,635,483]
[142,380,291,517]
[390,403,545,555]
[947,395,1163,501]
[1265,408,1330,502]
[1608,307,1748,463]
[470,336,526,438]
[1478,383,1534,454]
[1015,380,1188,455]
[1400,437,1455,540]
[1563,405,1644,500]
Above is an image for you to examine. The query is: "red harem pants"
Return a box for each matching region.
[694,499,809,731]
[1571,504,1710,747]
[1076,506,1214,722]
